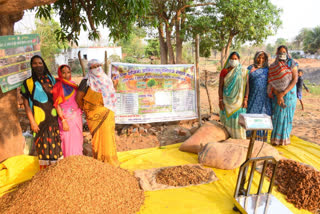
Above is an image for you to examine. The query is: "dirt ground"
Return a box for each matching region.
[18,58,320,154]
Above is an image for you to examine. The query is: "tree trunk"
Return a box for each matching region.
[158,23,168,64]
[220,33,234,68]
[175,18,183,64]
[0,13,25,162]
[165,23,175,64]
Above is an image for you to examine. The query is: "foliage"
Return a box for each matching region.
[36,0,150,45]
[123,56,139,63]
[275,38,288,47]
[200,36,214,58]
[32,17,69,72]
[303,26,320,54]
[145,39,160,58]
[117,26,146,59]
[109,54,121,62]
[291,52,302,59]
[188,0,282,66]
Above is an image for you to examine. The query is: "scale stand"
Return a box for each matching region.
[233,114,292,214]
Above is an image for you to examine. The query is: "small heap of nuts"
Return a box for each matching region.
[155,165,212,187]
[0,156,144,214]
[266,159,320,213]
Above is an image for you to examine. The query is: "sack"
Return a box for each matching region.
[198,139,282,170]
[179,121,229,154]
[23,131,36,156]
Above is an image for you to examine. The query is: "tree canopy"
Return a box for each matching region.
[188,0,282,66]
[36,0,150,45]
[32,17,69,71]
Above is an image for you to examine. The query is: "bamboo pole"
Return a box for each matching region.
[77,51,86,77]
[195,34,202,126]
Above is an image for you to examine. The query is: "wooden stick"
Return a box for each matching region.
[195,34,202,126]
[78,51,86,77]
[204,70,213,114]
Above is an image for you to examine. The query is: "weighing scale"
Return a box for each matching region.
[233,114,292,214]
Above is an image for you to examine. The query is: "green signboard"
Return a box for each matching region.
[0,34,41,93]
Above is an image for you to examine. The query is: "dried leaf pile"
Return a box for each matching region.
[266,159,320,213]
[155,165,212,186]
[0,156,144,214]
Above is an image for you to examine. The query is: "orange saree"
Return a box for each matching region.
[83,87,119,166]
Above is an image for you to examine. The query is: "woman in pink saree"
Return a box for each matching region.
[52,65,83,157]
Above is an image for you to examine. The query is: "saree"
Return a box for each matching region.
[220,64,247,139]
[268,58,298,145]
[53,65,83,157]
[83,87,119,166]
[246,65,272,140]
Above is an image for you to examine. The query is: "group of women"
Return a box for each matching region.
[21,55,118,169]
[219,45,298,146]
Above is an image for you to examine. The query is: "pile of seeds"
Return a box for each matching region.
[266,159,320,212]
[0,156,144,214]
[155,165,212,186]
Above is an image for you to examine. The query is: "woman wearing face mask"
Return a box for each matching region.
[76,59,119,166]
[21,55,62,169]
[268,45,298,145]
[52,65,83,157]
[246,51,272,140]
[218,52,248,139]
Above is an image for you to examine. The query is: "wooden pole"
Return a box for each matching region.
[78,51,86,77]
[204,70,213,114]
[195,34,202,126]
[104,50,108,75]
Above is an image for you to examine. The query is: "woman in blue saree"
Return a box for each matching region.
[246,51,272,140]
[268,45,298,145]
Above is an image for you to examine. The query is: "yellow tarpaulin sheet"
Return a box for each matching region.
[1,135,319,214]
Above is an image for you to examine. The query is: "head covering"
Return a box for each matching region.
[30,55,54,82]
[86,59,117,112]
[223,52,241,69]
[52,64,78,108]
[268,45,298,93]
[252,51,268,68]
[220,51,248,118]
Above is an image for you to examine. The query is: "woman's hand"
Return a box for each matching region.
[242,99,248,108]
[30,121,40,133]
[62,120,70,131]
[219,100,225,111]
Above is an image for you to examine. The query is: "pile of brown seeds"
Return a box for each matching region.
[0,156,144,214]
[266,159,320,212]
[155,165,212,187]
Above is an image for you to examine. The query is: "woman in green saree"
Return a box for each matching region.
[218,52,248,139]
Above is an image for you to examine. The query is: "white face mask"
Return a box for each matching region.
[278,53,287,61]
[90,66,103,76]
[229,59,239,67]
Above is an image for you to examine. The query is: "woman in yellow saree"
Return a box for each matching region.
[76,59,119,166]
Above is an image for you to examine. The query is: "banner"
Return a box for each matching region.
[111,63,197,124]
[0,34,41,93]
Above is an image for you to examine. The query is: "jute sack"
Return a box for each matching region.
[198,139,282,170]
[179,121,229,154]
